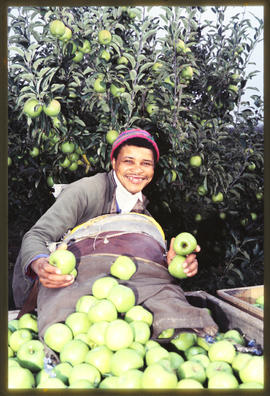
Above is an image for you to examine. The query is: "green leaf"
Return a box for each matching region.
[123,52,136,69]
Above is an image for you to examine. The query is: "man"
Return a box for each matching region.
[13,129,198,297]
[13,129,217,343]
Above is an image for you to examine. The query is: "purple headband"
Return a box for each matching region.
[110,128,160,162]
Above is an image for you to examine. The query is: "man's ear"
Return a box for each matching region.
[111,157,116,170]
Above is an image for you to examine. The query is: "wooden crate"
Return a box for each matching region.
[216,285,264,320]
[185,290,263,347]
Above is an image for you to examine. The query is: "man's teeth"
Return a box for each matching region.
[127,176,144,183]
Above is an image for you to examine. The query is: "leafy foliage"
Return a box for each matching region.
[8,6,263,297]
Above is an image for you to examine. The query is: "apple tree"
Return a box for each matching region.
[8,5,264,297]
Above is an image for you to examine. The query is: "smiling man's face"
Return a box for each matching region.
[112,144,155,194]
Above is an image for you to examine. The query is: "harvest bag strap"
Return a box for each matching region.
[16,278,39,319]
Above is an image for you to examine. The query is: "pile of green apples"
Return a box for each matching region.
[8,253,264,389]
[253,295,264,309]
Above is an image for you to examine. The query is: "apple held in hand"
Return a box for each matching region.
[49,249,76,275]
[168,255,188,279]
[173,232,197,255]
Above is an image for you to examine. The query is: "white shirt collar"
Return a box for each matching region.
[113,171,143,213]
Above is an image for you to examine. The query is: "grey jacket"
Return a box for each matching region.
[12,170,150,308]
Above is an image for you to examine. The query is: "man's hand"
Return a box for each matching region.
[31,256,75,288]
[167,237,200,277]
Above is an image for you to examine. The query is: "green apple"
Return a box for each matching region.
[176,39,186,52]
[51,116,61,128]
[239,355,264,385]
[173,232,197,255]
[87,320,109,347]
[118,368,143,388]
[72,50,84,63]
[50,20,66,37]
[232,352,252,373]
[74,332,91,345]
[76,294,98,313]
[69,362,101,387]
[256,192,263,200]
[37,377,67,388]
[8,156,12,166]
[144,339,160,351]
[251,212,257,221]
[208,371,239,389]
[223,329,245,345]
[145,346,169,366]
[206,361,233,379]
[49,249,76,274]
[181,66,193,79]
[177,378,204,388]
[98,29,112,45]
[8,346,14,357]
[228,84,239,93]
[190,353,210,369]
[177,360,206,384]
[17,339,45,372]
[85,345,113,375]
[125,305,153,326]
[164,76,175,87]
[78,39,91,54]
[239,382,264,389]
[117,55,129,65]
[219,212,226,220]
[44,322,73,353]
[197,185,207,196]
[99,376,120,388]
[190,155,202,167]
[110,83,125,97]
[88,299,118,322]
[107,284,136,313]
[60,339,89,366]
[29,147,39,157]
[100,49,110,61]
[110,255,136,280]
[65,312,91,336]
[105,319,134,351]
[61,141,75,154]
[152,62,162,72]
[8,358,20,367]
[195,214,202,222]
[106,129,119,144]
[185,345,207,360]
[146,103,158,115]
[248,161,256,171]
[69,379,95,388]
[8,319,19,332]
[169,351,185,370]
[68,162,78,172]
[142,361,178,388]
[9,329,33,352]
[208,340,236,364]
[110,348,144,376]
[23,98,43,118]
[59,26,72,42]
[212,192,224,203]
[18,313,38,333]
[129,320,151,344]
[168,255,187,279]
[47,176,54,187]
[158,328,175,339]
[93,77,106,93]
[130,341,145,358]
[43,99,61,117]
[171,332,197,351]
[54,362,72,384]
[92,276,118,299]
[8,365,35,389]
